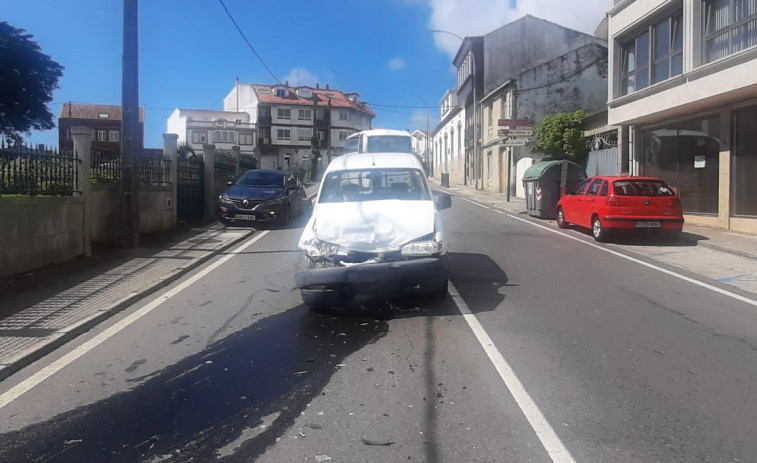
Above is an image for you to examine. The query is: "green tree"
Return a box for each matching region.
[533,109,588,162]
[0,22,64,143]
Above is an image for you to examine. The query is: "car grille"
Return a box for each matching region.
[230,199,262,210]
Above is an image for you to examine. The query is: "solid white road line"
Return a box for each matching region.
[448,281,577,463]
[0,231,271,410]
[458,197,757,309]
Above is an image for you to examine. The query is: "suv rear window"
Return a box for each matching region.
[320,168,430,203]
[613,180,674,196]
[365,136,414,153]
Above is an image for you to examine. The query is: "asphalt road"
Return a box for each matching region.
[1,196,757,462]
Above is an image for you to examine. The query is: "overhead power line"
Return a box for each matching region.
[216,0,282,85]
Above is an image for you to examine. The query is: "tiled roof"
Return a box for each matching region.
[59,103,145,122]
[250,84,375,117]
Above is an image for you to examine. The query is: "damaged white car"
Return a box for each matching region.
[295,152,452,309]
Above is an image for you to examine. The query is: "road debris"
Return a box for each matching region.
[361,437,395,446]
[315,455,332,462]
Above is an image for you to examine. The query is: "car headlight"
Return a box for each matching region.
[302,239,349,258]
[401,240,446,257]
[266,196,286,205]
[219,193,231,203]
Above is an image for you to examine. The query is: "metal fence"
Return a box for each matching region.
[214,151,237,185]
[0,143,78,196]
[239,154,257,172]
[139,156,171,185]
[91,148,121,183]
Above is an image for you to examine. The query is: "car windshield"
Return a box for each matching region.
[236,171,285,188]
[365,136,414,153]
[319,168,430,203]
[613,180,674,196]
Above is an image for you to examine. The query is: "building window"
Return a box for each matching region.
[487,151,493,180]
[192,130,208,144]
[277,108,291,119]
[487,104,493,127]
[97,130,107,142]
[239,132,254,145]
[298,109,312,120]
[339,131,349,141]
[733,105,757,216]
[213,130,235,143]
[298,129,311,142]
[277,129,291,141]
[620,12,683,96]
[704,0,757,63]
[275,88,287,97]
[641,115,720,214]
[108,130,119,142]
[339,110,351,121]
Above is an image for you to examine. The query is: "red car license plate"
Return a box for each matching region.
[634,221,661,228]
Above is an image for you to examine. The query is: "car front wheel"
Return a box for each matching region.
[557,207,569,229]
[592,216,607,242]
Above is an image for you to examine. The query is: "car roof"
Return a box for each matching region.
[345,129,411,139]
[246,169,287,175]
[324,152,424,173]
[590,176,668,182]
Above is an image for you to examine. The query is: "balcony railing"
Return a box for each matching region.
[187,120,256,129]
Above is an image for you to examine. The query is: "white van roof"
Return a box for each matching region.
[324,152,424,174]
[345,129,411,140]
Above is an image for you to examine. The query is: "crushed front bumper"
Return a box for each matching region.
[295,256,448,307]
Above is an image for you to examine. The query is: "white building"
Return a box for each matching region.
[432,89,466,184]
[223,81,375,170]
[608,0,757,233]
[166,108,256,158]
[410,129,430,159]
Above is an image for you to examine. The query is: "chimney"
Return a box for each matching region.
[326,84,330,90]
[316,83,319,89]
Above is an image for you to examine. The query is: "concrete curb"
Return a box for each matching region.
[0,229,255,383]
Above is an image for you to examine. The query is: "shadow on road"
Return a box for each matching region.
[0,307,388,462]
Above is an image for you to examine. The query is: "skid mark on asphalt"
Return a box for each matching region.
[124,359,146,373]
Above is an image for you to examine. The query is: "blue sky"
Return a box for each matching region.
[5,0,607,149]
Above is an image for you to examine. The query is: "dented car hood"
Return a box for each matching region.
[299,200,436,252]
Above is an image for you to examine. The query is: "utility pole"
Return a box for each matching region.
[120,0,140,248]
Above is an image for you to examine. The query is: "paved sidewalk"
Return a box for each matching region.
[0,224,253,381]
[430,177,757,261]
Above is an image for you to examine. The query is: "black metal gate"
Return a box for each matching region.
[177,155,204,222]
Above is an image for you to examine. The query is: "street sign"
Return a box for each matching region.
[498,119,535,127]
[498,129,534,137]
[501,138,529,147]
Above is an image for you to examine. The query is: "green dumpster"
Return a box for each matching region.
[522,160,586,219]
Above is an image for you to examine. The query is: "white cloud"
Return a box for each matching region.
[388,57,408,71]
[282,67,331,87]
[427,0,607,58]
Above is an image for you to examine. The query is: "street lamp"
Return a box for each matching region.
[405,92,431,176]
[430,29,478,189]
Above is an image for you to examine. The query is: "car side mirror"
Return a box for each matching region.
[434,192,452,210]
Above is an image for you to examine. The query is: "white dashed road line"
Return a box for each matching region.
[457,196,757,309]
[0,231,271,410]
[449,281,577,463]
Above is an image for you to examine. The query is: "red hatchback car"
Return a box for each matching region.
[556,176,684,242]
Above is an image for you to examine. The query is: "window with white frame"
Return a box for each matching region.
[97,130,107,142]
[704,0,757,63]
[277,129,291,141]
[213,130,236,143]
[298,129,311,142]
[239,132,254,145]
[339,110,351,121]
[191,130,207,144]
[108,130,120,142]
[298,109,312,120]
[620,11,683,96]
[277,108,291,119]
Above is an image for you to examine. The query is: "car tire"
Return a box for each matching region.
[557,207,569,229]
[592,216,608,242]
[280,205,291,228]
